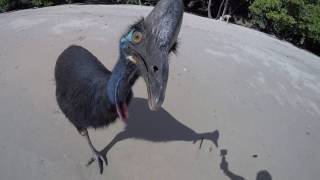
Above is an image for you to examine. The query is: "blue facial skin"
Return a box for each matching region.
[107,30,139,105]
[120,30,134,48]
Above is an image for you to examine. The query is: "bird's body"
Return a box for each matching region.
[54,0,183,174]
[55,45,133,131]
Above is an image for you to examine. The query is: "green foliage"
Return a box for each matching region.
[31,0,54,7]
[1,0,57,11]
[249,0,282,29]
[0,0,9,12]
[250,0,320,50]
[302,4,320,43]
[266,10,296,37]
[126,0,141,4]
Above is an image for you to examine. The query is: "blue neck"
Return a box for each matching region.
[107,53,139,105]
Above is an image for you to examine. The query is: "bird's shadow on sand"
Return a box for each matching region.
[100,97,219,156]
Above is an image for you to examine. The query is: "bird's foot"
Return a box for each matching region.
[86,151,108,174]
[192,137,204,149]
[193,130,219,148]
[192,136,204,144]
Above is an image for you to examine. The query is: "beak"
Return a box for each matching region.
[134,51,169,111]
[138,0,183,111]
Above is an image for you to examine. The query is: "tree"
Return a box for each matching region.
[208,0,213,18]
[249,0,320,54]
[221,0,229,17]
[216,0,225,18]
[31,0,54,6]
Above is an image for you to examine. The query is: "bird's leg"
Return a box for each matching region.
[192,130,219,148]
[79,129,108,174]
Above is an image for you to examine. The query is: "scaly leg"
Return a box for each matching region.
[79,129,108,174]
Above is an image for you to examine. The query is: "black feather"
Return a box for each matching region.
[169,40,179,54]
[123,18,144,37]
[55,45,132,131]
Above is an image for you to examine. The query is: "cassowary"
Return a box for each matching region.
[54,0,183,174]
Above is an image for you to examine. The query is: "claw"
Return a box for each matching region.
[98,157,103,174]
[86,152,108,174]
[86,157,95,167]
[199,137,204,149]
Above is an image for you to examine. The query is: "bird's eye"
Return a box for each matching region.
[132,31,142,43]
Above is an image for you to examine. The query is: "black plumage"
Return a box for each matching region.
[55,44,139,173]
[54,0,183,174]
[55,45,135,131]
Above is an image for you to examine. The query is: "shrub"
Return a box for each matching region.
[31,0,54,7]
[303,4,320,43]
[250,0,320,52]
[0,0,10,12]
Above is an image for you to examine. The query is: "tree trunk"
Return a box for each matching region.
[221,0,229,17]
[216,0,225,19]
[208,0,213,18]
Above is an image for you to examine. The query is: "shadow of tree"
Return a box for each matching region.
[100,97,219,156]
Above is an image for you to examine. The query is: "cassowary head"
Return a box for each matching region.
[109,0,184,119]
